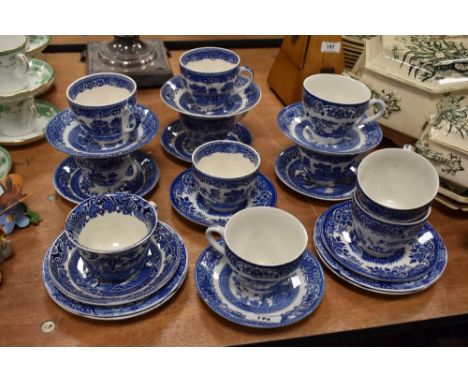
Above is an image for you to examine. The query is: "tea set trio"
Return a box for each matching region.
[7,41,446,328]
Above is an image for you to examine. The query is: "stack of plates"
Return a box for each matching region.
[436,181,468,212]
[313,201,448,295]
[42,221,188,320]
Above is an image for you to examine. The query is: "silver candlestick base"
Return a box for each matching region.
[87,36,173,88]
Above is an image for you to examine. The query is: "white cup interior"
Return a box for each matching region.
[224,207,307,266]
[0,35,26,53]
[303,74,371,104]
[358,148,439,210]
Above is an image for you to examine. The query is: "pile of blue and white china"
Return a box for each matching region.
[275,73,384,201]
[195,206,325,328]
[46,72,160,203]
[0,35,58,146]
[42,192,188,320]
[161,48,277,227]
[159,47,261,163]
[314,148,448,295]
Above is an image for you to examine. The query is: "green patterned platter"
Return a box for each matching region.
[0,99,60,146]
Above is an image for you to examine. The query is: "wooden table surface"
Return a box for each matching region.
[0,46,467,347]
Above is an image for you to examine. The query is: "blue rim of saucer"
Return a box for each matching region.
[195,241,325,328]
[42,223,188,320]
[45,104,159,158]
[320,201,441,283]
[313,210,447,295]
[47,222,183,306]
[169,168,277,227]
[277,102,383,156]
[274,145,355,201]
[160,119,253,163]
[160,75,261,118]
[53,151,159,204]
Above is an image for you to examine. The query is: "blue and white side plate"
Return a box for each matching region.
[42,231,188,320]
[195,241,325,328]
[275,145,355,201]
[160,119,252,163]
[320,201,442,283]
[53,151,160,204]
[277,102,383,156]
[170,168,277,227]
[160,75,261,118]
[313,211,447,295]
[47,221,183,306]
[46,105,159,158]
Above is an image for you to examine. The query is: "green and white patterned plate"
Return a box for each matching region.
[0,99,60,146]
[25,35,51,57]
[0,146,12,179]
[0,59,55,102]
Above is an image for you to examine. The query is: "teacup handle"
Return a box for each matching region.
[15,53,30,76]
[121,105,140,136]
[233,65,254,94]
[121,156,139,183]
[205,225,226,255]
[356,98,386,126]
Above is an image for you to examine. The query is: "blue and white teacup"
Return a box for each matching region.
[180,47,254,109]
[192,140,260,212]
[206,207,308,291]
[0,35,29,94]
[65,192,158,282]
[180,113,235,148]
[73,155,138,192]
[355,148,439,222]
[351,194,430,258]
[297,146,360,186]
[66,73,140,145]
[303,74,386,144]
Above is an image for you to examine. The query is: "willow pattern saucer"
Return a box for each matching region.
[53,151,159,204]
[277,102,382,156]
[275,145,355,201]
[0,59,55,102]
[0,146,12,179]
[320,201,442,283]
[42,234,188,320]
[46,105,159,158]
[0,99,59,146]
[160,75,261,118]
[195,242,325,328]
[160,119,253,163]
[313,211,447,295]
[169,169,277,227]
[47,222,183,306]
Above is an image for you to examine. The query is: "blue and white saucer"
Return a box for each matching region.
[42,226,188,320]
[195,241,325,328]
[160,119,253,163]
[275,145,355,201]
[277,103,382,156]
[160,75,261,118]
[319,201,442,283]
[46,105,159,158]
[313,210,447,295]
[47,221,183,306]
[53,151,160,204]
[170,169,277,227]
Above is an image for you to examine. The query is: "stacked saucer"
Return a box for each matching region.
[275,74,384,201]
[0,35,58,146]
[42,193,188,320]
[314,149,448,295]
[46,73,159,203]
[160,47,261,163]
